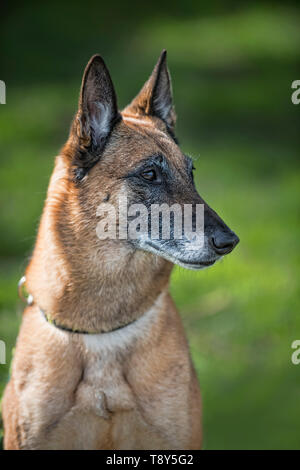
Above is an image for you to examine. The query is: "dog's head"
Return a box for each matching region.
[61,51,239,271]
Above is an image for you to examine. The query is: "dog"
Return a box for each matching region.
[2,50,239,449]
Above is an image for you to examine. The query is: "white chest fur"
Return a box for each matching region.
[79,293,164,414]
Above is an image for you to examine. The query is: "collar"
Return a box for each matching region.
[18,276,136,335]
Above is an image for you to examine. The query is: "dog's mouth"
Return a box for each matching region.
[139,239,218,271]
[173,257,217,270]
[178,258,216,268]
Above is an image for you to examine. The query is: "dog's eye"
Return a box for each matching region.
[141,169,157,182]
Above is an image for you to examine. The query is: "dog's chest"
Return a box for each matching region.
[70,333,163,449]
[75,347,173,450]
[44,298,174,449]
[80,343,136,415]
[78,306,157,415]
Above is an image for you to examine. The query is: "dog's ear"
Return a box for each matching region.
[124,50,176,132]
[75,54,119,157]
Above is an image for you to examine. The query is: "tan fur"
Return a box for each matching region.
[2,53,212,449]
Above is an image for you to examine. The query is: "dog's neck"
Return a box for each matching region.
[25,159,172,333]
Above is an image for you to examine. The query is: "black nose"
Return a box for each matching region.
[210,230,239,255]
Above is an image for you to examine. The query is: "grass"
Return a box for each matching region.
[0,1,300,449]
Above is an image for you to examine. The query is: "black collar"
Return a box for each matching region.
[40,307,136,335]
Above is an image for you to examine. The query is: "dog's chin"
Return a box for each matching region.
[138,240,218,271]
[174,258,217,270]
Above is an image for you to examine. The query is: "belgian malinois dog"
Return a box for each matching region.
[2,51,239,450]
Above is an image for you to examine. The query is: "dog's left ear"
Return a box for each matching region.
[124,50,176,132]
[75,54,119,156]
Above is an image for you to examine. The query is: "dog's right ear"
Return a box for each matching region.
[74,55,119,159]
[123,50,176,133]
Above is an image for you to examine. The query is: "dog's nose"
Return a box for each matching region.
[210,230,239,255]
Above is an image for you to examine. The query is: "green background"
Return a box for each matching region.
[0,0,299,449]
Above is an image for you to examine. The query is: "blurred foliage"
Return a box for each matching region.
[0,0,300,450]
